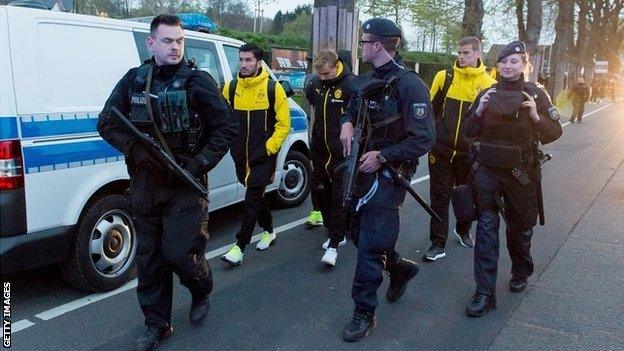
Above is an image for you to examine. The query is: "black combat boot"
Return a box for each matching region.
[465,293,496,317]
[189,293,211,325]
[342,311,377,342]
[509,276,527,292]
[386,258,420,302]
[134,325,173,351]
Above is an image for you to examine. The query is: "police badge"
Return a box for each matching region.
[548,106,560,121]
[413,103,428,119]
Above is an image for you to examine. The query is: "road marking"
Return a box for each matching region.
[18,102,614,332]
[561,103,613,127]
[12,319,35,332]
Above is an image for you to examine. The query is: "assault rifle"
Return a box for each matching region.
[110,107,209,200]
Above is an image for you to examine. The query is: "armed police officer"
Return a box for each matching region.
[305,50,355,266]
[339,18,435,342]
[97,14,237,351]
[462,41,562,317]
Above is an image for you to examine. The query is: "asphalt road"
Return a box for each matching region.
[4,101,623,351]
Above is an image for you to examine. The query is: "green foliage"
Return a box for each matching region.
[401,51,456,64]
[282,11,312,40]
[216,28,309,51]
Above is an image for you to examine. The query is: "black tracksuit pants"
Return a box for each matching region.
[133,182,213,329]
[311,165,346,248]
[235,185,273,249]
[428,153,472,247]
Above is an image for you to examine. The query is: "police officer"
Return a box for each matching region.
[463,41,562,317]
[97,14,237,350]
[339,18,436,341]
[424,36,496,261]
[305,50,355,266]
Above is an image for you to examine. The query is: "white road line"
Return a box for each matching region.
[12,319,35,332]
[561,103,613,127]
[19,102,614,332]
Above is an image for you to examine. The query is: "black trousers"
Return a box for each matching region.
[428,153,472,247]
[570,102,585,122]
[311,164,346,247]
[133,184,212,329]
[472,166,535,297]
[351,175,407,313]
[235,185,273,248]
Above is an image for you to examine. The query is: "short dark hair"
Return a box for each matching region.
[369,34,400,52]
[239,44,264,61]
[150,14,181,36]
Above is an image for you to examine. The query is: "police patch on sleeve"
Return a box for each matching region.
[413,103,429,119]
[548,106,560,121]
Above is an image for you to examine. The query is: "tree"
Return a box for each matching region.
[547,0,574,96]
[282,10,312,40]
[515,0,542,55]
[271,10,285,34]
[461,0,485,39]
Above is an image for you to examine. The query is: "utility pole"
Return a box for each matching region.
[312,0,359,73]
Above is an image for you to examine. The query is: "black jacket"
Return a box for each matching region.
[98,60,237,178]
[305,61,354,178]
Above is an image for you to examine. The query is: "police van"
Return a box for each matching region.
[0,5,311,291]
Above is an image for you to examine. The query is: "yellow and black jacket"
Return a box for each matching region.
[222,68,291,186]
[430,59,496,161]
[304,61,354,179]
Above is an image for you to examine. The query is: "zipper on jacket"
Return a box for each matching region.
[323,88,332,181]
[244,111,251,185]
[450,102,464,163]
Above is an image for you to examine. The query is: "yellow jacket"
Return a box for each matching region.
[222,68,291,186]
[223,69,291,155]
[429,59,496,160]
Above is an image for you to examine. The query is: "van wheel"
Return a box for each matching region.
[272,150,311,208]
[62,194,137,292]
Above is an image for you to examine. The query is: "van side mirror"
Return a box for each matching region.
[279,80,295,98]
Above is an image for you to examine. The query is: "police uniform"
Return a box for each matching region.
[98,58,237,331]
[463,41,563,314]
[305,60,354,248]
[342,18,435,338]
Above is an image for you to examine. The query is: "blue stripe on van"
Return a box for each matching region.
[22,140,122,174]
[0,117,19,140]
[290,108,307,133]
[20,114,99,138]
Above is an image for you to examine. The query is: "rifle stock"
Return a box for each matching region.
[110,107,209,200]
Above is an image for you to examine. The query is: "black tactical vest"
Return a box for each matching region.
[129,62,204,154]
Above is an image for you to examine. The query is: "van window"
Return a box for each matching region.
[223,45,241,79]
[186,39,224,86]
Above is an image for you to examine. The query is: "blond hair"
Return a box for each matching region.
[313,50,339,71]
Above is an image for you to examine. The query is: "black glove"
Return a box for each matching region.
[129,144,165,171]
[179,155,206,178]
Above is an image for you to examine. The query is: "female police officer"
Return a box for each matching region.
[462,41,562,317]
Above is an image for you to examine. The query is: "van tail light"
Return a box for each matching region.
[0,140,24,190]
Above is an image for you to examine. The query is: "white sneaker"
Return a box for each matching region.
[255,231,276,251]
[322,237,347,250]
[321,248,338,266]
[221,245,244,266]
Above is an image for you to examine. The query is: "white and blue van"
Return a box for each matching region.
[0,5,311,291]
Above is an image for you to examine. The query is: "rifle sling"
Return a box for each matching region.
[144,64,176,160]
